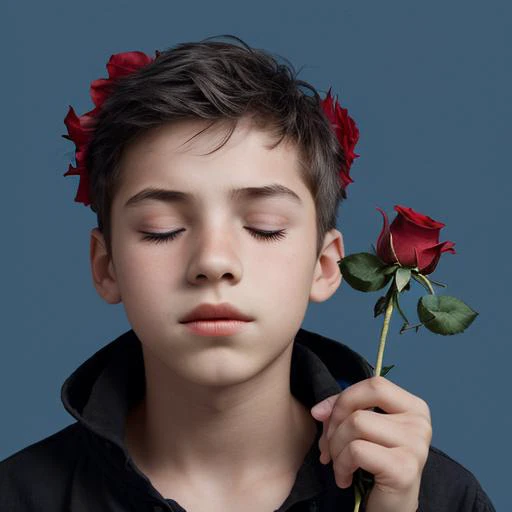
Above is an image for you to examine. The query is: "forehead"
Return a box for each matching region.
[119,116,298,172]
[113,117,313,211]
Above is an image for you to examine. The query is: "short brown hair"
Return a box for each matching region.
[85,35,347,259]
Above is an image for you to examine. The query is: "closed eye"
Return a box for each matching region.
[140,228,287,244]
[246,228,287,242]
[141,229,185,244]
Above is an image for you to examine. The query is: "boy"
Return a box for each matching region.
[0,36,495,511]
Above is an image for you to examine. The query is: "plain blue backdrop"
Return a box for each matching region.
[2,1,509,509]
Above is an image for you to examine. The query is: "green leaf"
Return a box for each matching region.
[417,295,479,335]
[381,364,395,376]
[339,253,393,292]
[395,268,411,293]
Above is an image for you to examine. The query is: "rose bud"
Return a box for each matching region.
[376,205,456,275]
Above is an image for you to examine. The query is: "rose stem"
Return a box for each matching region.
[353,286,396,512]
[374,291,395,377]
[354,490,362,511]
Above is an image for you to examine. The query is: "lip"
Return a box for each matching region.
[182,319,249,337]
[179,302,254,323]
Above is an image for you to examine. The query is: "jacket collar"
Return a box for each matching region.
[61,327,374,450]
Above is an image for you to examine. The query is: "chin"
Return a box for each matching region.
[175,345,267,388]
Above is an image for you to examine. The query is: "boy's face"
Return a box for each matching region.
[91,116,344,387]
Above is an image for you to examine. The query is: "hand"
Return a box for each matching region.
[310,376,432,512]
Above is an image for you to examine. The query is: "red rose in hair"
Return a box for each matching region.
[65,54,358,205]
[63,51,156,206]
[320,87,360,191]
[376,205,456,275]
[90,51,155,108]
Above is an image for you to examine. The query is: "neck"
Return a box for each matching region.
[124,340,319,490]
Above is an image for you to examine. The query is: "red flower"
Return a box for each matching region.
[376,205,456,275]
[63,51,155,206]
[320,88,360,192]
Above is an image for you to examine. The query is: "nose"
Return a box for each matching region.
[185,222,242,286]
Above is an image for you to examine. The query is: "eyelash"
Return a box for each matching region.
[141,228,287,244]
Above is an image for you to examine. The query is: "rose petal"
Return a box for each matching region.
[320,88,360,193]
[418,240,456,275]
[376,207,398,265]
[394,205,446,230]
[90,78,114,108]
[63,107,89,146]
[106,51,154,79]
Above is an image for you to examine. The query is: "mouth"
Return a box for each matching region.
[179,302,254,323]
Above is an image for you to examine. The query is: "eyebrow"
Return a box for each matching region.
[123,183,303,209]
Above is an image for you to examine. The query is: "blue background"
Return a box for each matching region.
[2,1,509,508]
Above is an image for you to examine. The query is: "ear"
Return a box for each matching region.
[309,228,345,303]
[90,228,122,304]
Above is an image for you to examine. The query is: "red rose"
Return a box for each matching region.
[90,51,155,108]
[376,205,456,275]
[63,51,155,206]
[320,88,360,192]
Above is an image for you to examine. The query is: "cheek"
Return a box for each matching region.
[114,243,176,299]
[257,249,316,298]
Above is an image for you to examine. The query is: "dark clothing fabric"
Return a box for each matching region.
[0,327,496,511]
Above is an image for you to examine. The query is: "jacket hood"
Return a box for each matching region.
[60,327,374,454]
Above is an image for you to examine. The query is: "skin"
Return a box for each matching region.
[311,377,432,512]
[90,115,431,512]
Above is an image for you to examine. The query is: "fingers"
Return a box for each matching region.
[310,376,432,510]
[332,441,423,491]
[313,377,432,469]
[328,408,431,460]
[325,376,431,441]
[310,394,338,421]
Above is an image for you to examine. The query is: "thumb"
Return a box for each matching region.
[310,394,338,421]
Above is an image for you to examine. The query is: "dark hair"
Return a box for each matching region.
[86,35,347,259]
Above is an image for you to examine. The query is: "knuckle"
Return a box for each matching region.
[394,471,416,491]
[348,439,366,460]
[414,415,433,442]
[422,419,433,442]
[369,375,385,390]
[417,397,431,417]
[350,409,367,432]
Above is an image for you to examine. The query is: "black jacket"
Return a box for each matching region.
[0,328,496,511]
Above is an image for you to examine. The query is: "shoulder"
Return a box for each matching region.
[419,445,496,512]
[0,422,84,510]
